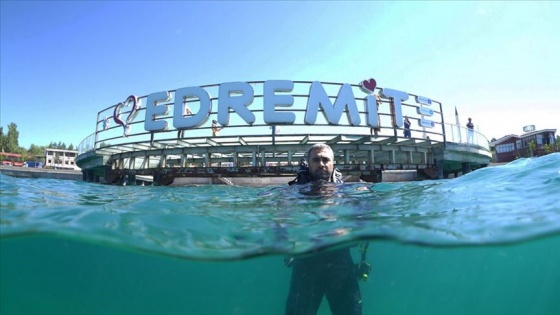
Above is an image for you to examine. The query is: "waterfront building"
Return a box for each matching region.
[0,152,23,166]
[44,148,81,170]
[490,126,557,163]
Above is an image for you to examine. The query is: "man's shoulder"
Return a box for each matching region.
[289,169,311,185]
[288,168,344,185]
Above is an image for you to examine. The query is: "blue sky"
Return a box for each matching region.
[1,1,559,149]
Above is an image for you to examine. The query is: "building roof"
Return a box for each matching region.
[44,148,78,153]
[490,134,519,146]
[521,128,557,138]
[490,128,557,146]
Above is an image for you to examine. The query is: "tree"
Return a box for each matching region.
[49,141,66,149]
[1,122,76,162]
[27,144,45,160]
[543,144,555,154]
[46,141,70,150]
[54,152,61,168]
[68,143,74,150]
[528,140,536,157]
[0,127,5,152]
[6,123,19,153]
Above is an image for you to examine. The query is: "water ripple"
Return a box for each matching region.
[1,153,559,260]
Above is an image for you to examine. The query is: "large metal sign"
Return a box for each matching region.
[106,79,437,137]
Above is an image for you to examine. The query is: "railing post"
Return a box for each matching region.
[439,102,446,147]
[94,112,100,151]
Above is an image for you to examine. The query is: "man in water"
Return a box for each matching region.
[285,143,363,315]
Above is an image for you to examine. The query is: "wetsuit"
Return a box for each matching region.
[285,169,362,315]
[285,248,362,315]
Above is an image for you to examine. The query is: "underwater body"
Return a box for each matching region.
[1,153,559,315]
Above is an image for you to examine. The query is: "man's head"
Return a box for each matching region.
[307,143,335,181]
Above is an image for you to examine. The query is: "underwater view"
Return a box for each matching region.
[1,153,559,315]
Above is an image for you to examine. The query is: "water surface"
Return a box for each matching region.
[1,153,559,314]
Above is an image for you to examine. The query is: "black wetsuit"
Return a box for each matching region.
[285,248,362,315]
[285,169,362,315]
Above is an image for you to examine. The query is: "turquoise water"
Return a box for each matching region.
[1,153,559,315]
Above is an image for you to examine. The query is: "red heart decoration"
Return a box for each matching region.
[359,78,377,94]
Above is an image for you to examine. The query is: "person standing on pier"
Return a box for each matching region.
[212,120,223,137]
[403,116,411,138]
[370,94,382,136]
[466,118,474,143]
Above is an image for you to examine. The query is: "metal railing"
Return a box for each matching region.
[76,81,449,156]
[77,132,96,155]
[443,123,489,149]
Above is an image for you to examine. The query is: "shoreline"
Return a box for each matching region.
[0,165,421,186]
[0,165,82,181]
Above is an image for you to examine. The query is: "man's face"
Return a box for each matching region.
[308,148,334,181]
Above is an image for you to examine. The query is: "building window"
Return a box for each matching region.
[516,140,522,149]
[497,143,514,153]
[536,134,543,145]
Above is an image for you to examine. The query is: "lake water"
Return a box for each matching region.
[1,153,559,315]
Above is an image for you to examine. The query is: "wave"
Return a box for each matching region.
[1,153,559,260]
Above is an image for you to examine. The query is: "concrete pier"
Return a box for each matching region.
[74,79,493,186]
[0,166,82,181]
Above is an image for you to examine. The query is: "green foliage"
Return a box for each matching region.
[54,152,62,164]
[528,140,536,157]
[5,123,19,153]
[1,122,74,163]
[543,144,555,154]
[0,127,5,152]
[48,141,69,150]
[27,144,45,158]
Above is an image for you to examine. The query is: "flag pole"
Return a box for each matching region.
[455,107,462,143]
